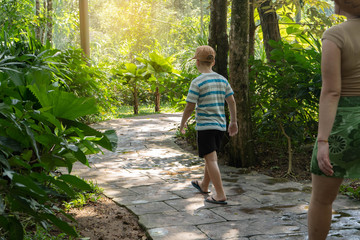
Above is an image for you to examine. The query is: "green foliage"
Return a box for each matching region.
[250,38,322,152]
[24,179,102,240]
[62,180,103,211]
[0,0,37,34]
[340,181,360,200]
[176,116,197,150]
[111,62,151,114]
[0,30,117,239]
[110,103,179,119]
[138,51,178,90]
[166,72,198,111]
[24,226,71,240]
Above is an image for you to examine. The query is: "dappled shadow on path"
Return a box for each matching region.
[67,113,360,240]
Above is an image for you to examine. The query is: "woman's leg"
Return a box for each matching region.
[204,151,226,201]
[308,174,343,240]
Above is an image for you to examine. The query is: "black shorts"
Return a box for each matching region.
[197,130,224,158]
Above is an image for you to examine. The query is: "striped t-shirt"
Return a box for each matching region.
[186,72,234,131]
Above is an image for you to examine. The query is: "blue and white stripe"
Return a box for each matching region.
[186,72,234,131]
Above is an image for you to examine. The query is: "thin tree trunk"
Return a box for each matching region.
[208,0,228,79]
[280,123,293,175]
[258,0,281,62]
[249,0,256,57]
[200,0,204,38]
[134,83,139,115]
[155,87,160,112]
[46,0,53,43]
[35,0,41,40]
[228,0,256,168]
[43,0,46,43]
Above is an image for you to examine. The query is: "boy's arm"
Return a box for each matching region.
[180,102,196,134]
[225,95,238,136]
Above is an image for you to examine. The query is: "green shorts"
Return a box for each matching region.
[311,96,360,178]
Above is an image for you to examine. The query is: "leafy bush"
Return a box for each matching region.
[62,180,103,211]
[340,181,360,200]
[0,30,117,239]
[250,39,321,153]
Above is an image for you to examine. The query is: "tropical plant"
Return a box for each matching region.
[0,31,117,239]
[112,63,150,114]
[138,52,178,112]
[250,38,321,175]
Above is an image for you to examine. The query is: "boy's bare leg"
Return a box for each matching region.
[204,151,226,201]
[197,161,211,192]
[308,174,343,240]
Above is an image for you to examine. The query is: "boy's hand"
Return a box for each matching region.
[228,122,238,136]
[180,123,187,134]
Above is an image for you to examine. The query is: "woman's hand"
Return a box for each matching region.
[317,142,334,176]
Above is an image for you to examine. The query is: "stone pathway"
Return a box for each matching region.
[69,113,360,240]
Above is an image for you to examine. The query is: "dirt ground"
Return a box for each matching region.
[64,138,312,240]
[62,196,149,240]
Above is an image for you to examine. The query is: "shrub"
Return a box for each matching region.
[0,30,117,239]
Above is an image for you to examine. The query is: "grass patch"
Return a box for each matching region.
[102,103,181,120]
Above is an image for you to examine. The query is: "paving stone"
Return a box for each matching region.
[139,209,226,228]
[198,220,263,239]
[148,226,208,240]
[127,201,176,215]
[101,186,137,198]
[248,233,307,240]
[112,192,181,205]
[210,205,283,221]
[165,196,209,212]
[333,194,360,209]
[327,229,360,239]
[331,209,360,229]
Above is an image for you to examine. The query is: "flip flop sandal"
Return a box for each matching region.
[205,196,227,205]
[191,180,211,194]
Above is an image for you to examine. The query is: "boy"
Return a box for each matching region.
[180,45,238,204]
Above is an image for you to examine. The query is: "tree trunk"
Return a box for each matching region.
[249,0,256,57]
[200,0,204,38]
[134,83,139,115]
[46,0,53,43]
[228,0,256,168]
[208,0,229,79]
[155,87,160,112]
[35,0,41,41]
[280,123,293,175]
[258,0,281,62]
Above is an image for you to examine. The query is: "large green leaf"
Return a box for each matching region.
[12,174,48,202]
[48,178,76,198]
[0,154,10,169]
[0,195,4,214]
[58,174,92,191]
[0,136,23,153]
[39,153,73,172]
[29,83,98,120]
[62,119,118,151]
[6,216,24,240]
[125,63,137,75]
[42,213,78,237]
[26,70,98,120]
